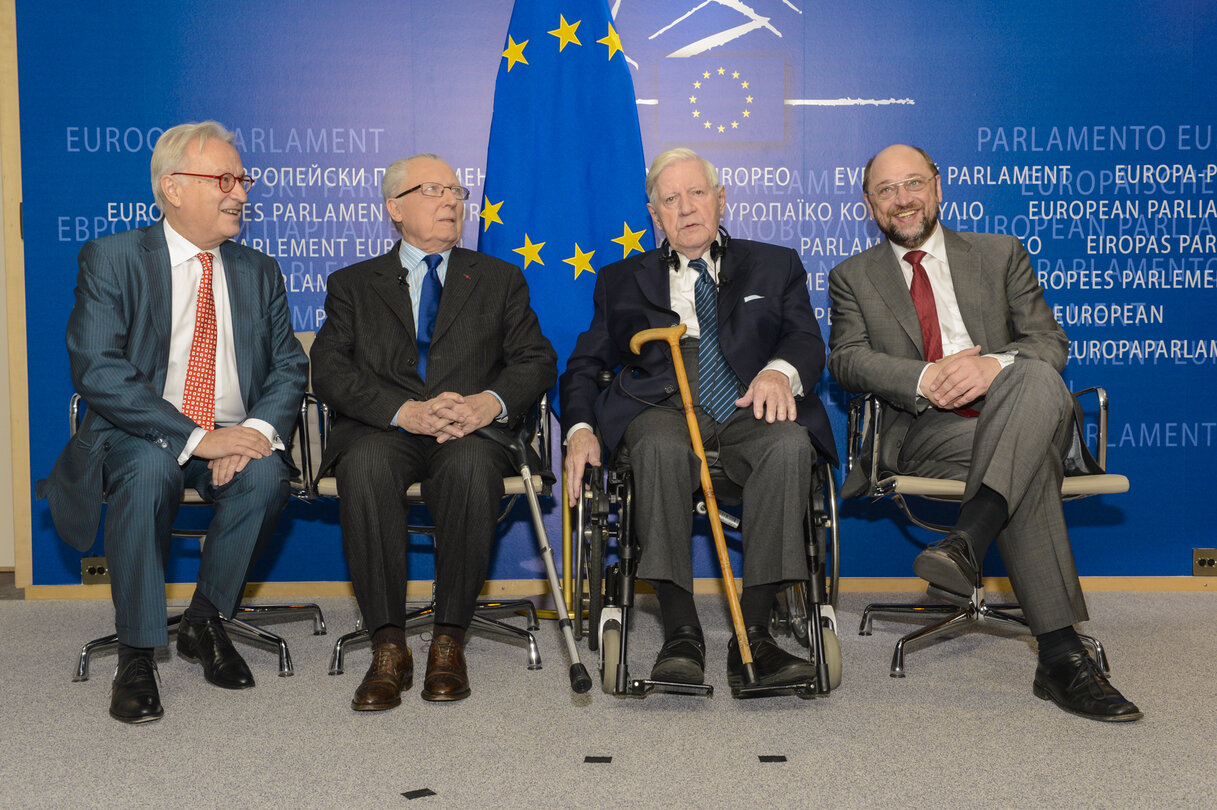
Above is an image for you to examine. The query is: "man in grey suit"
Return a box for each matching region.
[38,121,309,723]
[828,143,1140,721]
[311,154,556,708]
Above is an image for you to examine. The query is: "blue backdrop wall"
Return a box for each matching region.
[16,1,1217,587]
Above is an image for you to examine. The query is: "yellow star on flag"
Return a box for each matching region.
[717,67,725,75]
[610,222,647,258]
[513,234,545,268]
[548,15,581,51]
[564,243,596,279]
[597,24,623,60]
[480,196,504,231]
[502,36,529,71]
[741,80,749,89]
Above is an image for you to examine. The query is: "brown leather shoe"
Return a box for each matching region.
[421,634,471,702]
[351,641,413,711]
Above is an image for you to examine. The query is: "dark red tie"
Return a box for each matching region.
[905,250,942,362]
[905,249,977,417]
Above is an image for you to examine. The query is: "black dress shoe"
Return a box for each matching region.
[727,626,817,688]
[177,618,255,690]
[1033,650,1143,722]
[650,625,706,684]
[110,657,163,724]
[913,531,979,600]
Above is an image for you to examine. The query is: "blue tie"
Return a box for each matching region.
[691,258,738,423]
[416,253,443,380]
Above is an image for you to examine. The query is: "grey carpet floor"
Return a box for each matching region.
[0,590,1212,809]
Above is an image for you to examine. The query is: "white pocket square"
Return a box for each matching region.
[744,294,765,302]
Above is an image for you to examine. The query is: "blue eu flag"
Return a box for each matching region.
[478,0,653,401]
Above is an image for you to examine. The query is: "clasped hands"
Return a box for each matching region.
[396,391,500,443]
[919,346,1002,410]
[194,426,275,487]
[564,368,797,506]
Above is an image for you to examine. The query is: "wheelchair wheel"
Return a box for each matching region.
[821,621,843,690]
[771,583,811,647]
[599,619,621,694]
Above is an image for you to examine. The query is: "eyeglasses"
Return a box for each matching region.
[394,183,471,200]
[866,174,938,201]
[170,172,256,193]
[658,187,712,209]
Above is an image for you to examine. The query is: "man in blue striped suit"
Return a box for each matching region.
[38,121,309,723]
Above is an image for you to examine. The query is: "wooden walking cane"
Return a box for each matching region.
[629,324,759,687]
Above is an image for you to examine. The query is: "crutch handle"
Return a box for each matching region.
[629,324,686,354]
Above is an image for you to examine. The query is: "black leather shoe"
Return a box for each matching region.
[650,625,706,684]
[110,656,164,724]
[727,626,816,687]
[913,531,979,600]
[177,618,255,690]
[1033,651,1143,722]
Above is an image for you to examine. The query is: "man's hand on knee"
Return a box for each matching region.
[194,426,273,462]
[564,428,601,507]
[207,453,251,486]
[736,368,797,423]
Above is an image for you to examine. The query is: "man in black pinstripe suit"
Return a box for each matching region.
[39,121,309,723]
[311,154,556,708]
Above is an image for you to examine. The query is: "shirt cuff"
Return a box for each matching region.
[985,351,1016,369]
[178,427,207,465]
[565,422,594,445]
[915,363,934,400]
[243,417,284,451]
[762,359,802,397]
[484,390,509,423]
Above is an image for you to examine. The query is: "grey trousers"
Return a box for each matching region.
[898,359,1088,634]
[620,341,815,591]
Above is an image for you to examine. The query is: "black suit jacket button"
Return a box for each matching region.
[664,385,675,394]
[406,358,416,366]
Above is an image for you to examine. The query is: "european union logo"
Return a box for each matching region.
[658,56,785,144]
[479,0,654,389]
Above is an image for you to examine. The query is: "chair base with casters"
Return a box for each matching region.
[846,388,1127,676]
[859,582,1108,678]
[573,456,842,699]
[327,587,541,676]
[73,602,328,682]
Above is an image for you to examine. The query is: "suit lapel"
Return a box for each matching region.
[140,224,174,383]
[634,251,672,318]
[941,228,990,350]
[716,242,744,325]
[432,249,477,345]
[868,244,925,356]
[370,245,417,341]
[219,241,254,403]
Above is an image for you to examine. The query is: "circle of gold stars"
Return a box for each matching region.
[689,67,753,134]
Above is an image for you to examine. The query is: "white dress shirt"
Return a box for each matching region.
[162,219,280,463]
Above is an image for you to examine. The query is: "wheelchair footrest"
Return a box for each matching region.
[730,679,819,700]
[623,678,714,698]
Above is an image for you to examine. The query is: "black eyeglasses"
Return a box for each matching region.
[394,183,471,200]
[170,172,256,193]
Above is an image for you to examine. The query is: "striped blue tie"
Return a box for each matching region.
[691,258,738,423]
[416,253,443,380]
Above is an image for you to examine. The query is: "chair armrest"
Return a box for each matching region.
[1070,387,1110,471]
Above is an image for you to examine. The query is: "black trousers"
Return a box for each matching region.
[335,430,512,630]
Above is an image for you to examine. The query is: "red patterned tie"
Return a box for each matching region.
[182,252,217,430]
[905,249,977,417]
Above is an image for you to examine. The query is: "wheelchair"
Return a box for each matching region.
[571,440,842,699]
